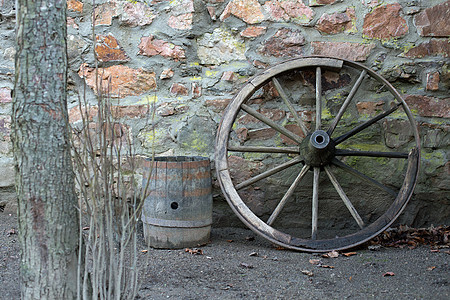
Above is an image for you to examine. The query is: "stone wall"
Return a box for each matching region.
[0,0,448,226]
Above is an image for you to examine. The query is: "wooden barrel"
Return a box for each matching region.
[141,156,213,249]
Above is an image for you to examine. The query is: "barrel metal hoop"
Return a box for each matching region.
[141,215,212,228]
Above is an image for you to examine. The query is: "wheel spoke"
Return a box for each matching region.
[272,77,309,136]
[324,166,365,229]
[235,156,303,190]
[241,104,303,144]
[228,145,299,154]
[335,149,409,159]
[331,158,397,197]
[311,167,320,240]
[334,102,402,145]
[315,67,322,130]
[327,70,367,136]
[267,164,310,226]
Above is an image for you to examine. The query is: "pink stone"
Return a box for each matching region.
[157,103,176,117]
[281,124,306,145]
[192,82,202,98]
[207,6,217,20]
[220,0,265,24]
[168,13,193,30]
[260,28,305,57]
[404,95,450,118]
[138,36,186,61]
[316,8,356,34]
[263,0,314,24]
[426,72,440,91]
[240,26,267,38]
[356,101,385,115]
[221,71,236,81]
[67,0,83,13]
[170,83,189,96]
[363,3,408,40]
[78,64,157,98]
[248,128,277,140]
[205,99,232,112]
[0,116,11,140]
[0,87,12,104]
[160,69,175,80]
[414,1,450,37]
[121,2,156,27]
[309,0,337,5]
[94,2,118,26]
[404,39,450,58]
[69,105,99,123]
[238,108,285,124]
[110,105,150,119]
[95,34,129,62]
[311,41,375,61]
[67,17,79,29]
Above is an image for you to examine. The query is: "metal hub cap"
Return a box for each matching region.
[300,130,335,167]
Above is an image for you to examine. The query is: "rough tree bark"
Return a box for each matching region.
[12,0,79,299]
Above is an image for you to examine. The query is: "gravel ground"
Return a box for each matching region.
[1,203,449,300]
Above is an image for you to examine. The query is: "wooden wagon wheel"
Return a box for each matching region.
[215,57,420,252]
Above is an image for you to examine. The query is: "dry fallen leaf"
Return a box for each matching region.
[185,248,203,255]
[227,239,233,243]
[383,272,395,277]
[302,270,314,277]
[309,259,321,265]
[343,252,357,257]
[141,249,148,253]
[323,250,339,258]
[320,265,335,269]
[427,266,436,271]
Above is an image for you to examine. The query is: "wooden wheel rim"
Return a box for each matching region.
[215,57,420,252]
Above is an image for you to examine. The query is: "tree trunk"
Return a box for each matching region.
[12,0,79,299]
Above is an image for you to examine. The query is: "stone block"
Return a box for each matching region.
[426,72,440,91]
[160,69,174,80]
[309,0,337,5]
[168,13,193,30]
[78,64,157,98]
[67,0,83,13]
[404,39,450,58]
[0,116,11,141]
[363,3,408,40]
[94,2,118,26]
[170,83,189,96]
[0,87,12,104]
[220,0,265,24]
[311,41,375,61]
[121,1,156,27]
[260,28,305,57]
[197,28,246,65]
[95,34,129,62]
[404,95,450,118]
[263,0,314,25]
[138,36,186,61]
[316,7,356,35]
[414,1,450,37]
[192,82,202,98]
[240,26,267,38]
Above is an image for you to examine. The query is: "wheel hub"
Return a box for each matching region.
[300,130,335,167]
